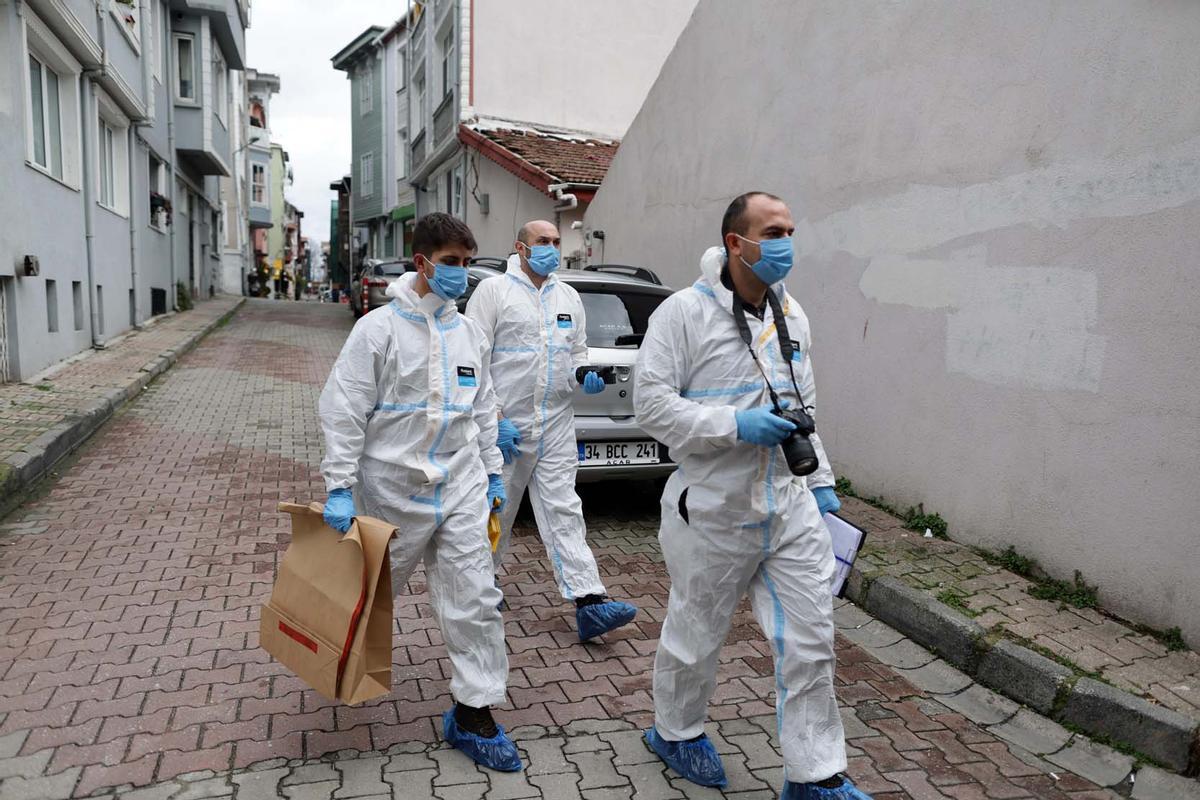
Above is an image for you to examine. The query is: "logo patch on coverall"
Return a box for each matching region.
[557,313,573,329]
[789,340,803,362]
[456,366,477,387]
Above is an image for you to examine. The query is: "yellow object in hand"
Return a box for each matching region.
[488,498,502,552]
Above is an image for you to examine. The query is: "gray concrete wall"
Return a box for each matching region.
[0,7,91,377]
[584,0,1200,642]
[92,204,134,339]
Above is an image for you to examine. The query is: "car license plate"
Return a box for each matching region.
[578,440,659,466]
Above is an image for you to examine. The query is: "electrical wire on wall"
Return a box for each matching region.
[510,171,521,245]
[469,152,483,207]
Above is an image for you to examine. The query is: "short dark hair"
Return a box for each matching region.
[721,191,782,243]
[411,212,477,258]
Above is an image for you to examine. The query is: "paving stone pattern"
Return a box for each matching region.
[0,297,243,463]
[0,300,1137,798]
[843,499,1200,720]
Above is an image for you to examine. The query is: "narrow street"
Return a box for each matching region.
[0,300,1122,799]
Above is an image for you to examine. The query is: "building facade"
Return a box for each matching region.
[0,0,251,383]
[245,67,278,296]
[405,0,697,257]
[582,0,1200,643]
[332,18,418,272]
[330,0,693,266]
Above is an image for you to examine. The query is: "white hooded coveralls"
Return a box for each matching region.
[634,247,847,784]
[465,255,606,600]
[319,273,508,708]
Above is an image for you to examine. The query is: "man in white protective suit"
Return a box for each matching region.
[318,213,523,773]
[635,193,871,799]
[465,219,638,642]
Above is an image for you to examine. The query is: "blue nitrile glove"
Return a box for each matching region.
[813,486,841,516]
[734,404,796,447]
[487,474,507,513]
[323,488,355,533]
[582,371,606,394]
[496,418,521,464]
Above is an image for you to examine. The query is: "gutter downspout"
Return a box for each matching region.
[127,0,153,328]
[82,0,109,347]
[165,1,179,311]
[127,129,142,329]
[242,86,252,296]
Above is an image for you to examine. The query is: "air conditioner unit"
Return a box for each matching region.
[22,255,40,277]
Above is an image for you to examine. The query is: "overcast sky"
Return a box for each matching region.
[246,0,400,243]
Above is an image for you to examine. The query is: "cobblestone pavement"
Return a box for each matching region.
[0,299,1150,799]
[845,502,1200,720]
[0,296,243,464]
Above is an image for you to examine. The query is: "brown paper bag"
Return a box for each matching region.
[260,502,396,704]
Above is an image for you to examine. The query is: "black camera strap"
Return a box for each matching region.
[731,288,808,412]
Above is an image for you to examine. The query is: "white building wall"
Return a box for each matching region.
[471,0,697,137]
[463,154,587,264]
[584,0,1200,643]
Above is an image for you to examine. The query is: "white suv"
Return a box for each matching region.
[559,269,676,483]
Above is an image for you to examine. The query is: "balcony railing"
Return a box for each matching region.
[410,129,427,174]
[433,92,455,146]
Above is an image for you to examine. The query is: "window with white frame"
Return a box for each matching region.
[149,153,168,229]
[24,13,82,187]
[27,53,64,180]
[359,63,373,115]
[96,92,130,216]
[360,152,374,198]
[251,163,267,205]
[214,46,227,125]
[440,30,455,99]
[396,127,407,179]
[414,72,425,133]
[99,122,116,208]
[453,166,463,216]
[174,34,196,101]
[396,46,406,89]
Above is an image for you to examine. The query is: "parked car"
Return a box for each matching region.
[353,259,502,318]
[558,270,675,483]
[352,259,412,317]
[582,263,663,285]
[459,264,503,312]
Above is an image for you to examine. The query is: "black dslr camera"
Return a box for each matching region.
[772,405,819,477]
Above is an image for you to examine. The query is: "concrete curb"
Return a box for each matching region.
[0,299,244,519]
[847,574,1200,775]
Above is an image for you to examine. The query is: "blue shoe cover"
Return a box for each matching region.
[576,600,637,641]
[643,726,727,788]
[441,708,523,772]
[781,775,873,799]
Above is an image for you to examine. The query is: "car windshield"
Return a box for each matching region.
[578,290,666,347]
[377,263,408,276]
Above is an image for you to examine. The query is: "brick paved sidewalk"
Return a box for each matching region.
[0,295,243,512]
[838,499,1200,721]
[0,300,1159,799]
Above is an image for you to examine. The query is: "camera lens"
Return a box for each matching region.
[780,432,819,476]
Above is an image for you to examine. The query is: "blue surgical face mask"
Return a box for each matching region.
[427,261,468,301]
[523,243,560,276]
[736,234,794,285]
